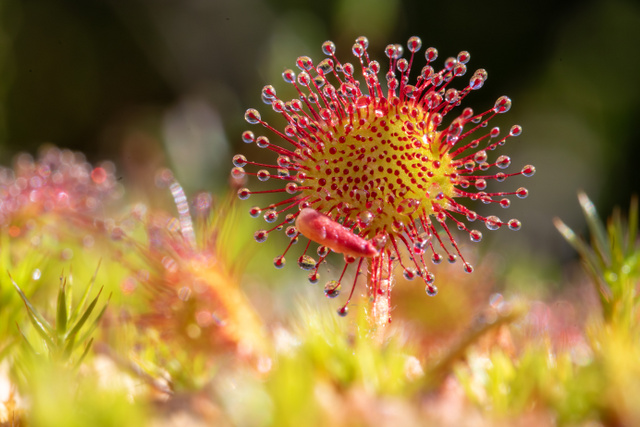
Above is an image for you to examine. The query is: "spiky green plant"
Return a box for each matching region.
[11,265,110,369]
[554,191,639,327]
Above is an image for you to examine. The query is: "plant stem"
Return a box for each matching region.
[369,250,394,342]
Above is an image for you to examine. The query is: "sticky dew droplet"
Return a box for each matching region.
[285,182,299,194]
[232,154,247,167]
[324,280,341,298]
[273,256,286,269]
[469,69,487,90]
[470,230,482,242]
[485,216,502,230]
[308,271,319,284]
[508,219,521,230]
[285,226,297,238]
[322,40,336,55]
[510,125,522,136]
[282,69,296,83]
[237,188,250,200]
[396,198,421,216]
[314,245,328,258]
[516,187,529,198]
[263,209,278,223]
[423,272,435,284]
[403,268,418,280]
[493,96,512,113]
[425,47,438,62]
[245,108,261,124]
[391,219,405,233]
[298,255,317,271]
[496,155,511,169]
[407,36,422,53]
[231,166,245,179]
[249,206,261,218]
[242,131,255,143]
[474,150,488,164]
[522,165,536,177]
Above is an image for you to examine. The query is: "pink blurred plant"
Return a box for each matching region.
[0,146,119,234]
[130,170,269,365]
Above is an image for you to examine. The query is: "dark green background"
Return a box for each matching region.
[1,0,639,266]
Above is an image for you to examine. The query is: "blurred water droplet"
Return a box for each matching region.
[285,226,297,238]
[496,155,511,169]
[322,40,336,55]
[403,268,418,280]
[457,50,470,64]
[474,179,487,190]
[407,36,422,53]
[237,188,250,200]
[324,280,341,298]
[522,165,536,177]
[485,216,502,230]
[493,96,512,113]
[516,187,529,198]
[249,207,261,218]
[474,150,488,164]
[285,182,299,194]
[244,109,261,124]
[298,255,317,271]
[231,166,245,179]
[489,293,504,309]
[178,287,192,301]
[470,230,482,242]
[425,47,438,62]
[263,209,278,223]
[273,256,286,269]
[396,198,420,216]
[254,230,268,243]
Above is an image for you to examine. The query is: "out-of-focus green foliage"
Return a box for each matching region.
[261,303,418,427]
[11,266,109,369]
[457,345,602,425]
[555,192,639,327]
[454,193,640,426]
[26,365,148,427]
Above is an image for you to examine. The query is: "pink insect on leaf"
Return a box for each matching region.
[295,208,379,258]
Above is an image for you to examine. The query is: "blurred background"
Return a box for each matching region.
[0,0,639,288]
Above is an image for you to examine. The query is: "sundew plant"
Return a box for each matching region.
[3,32,640,427]
[235,36,534,327]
